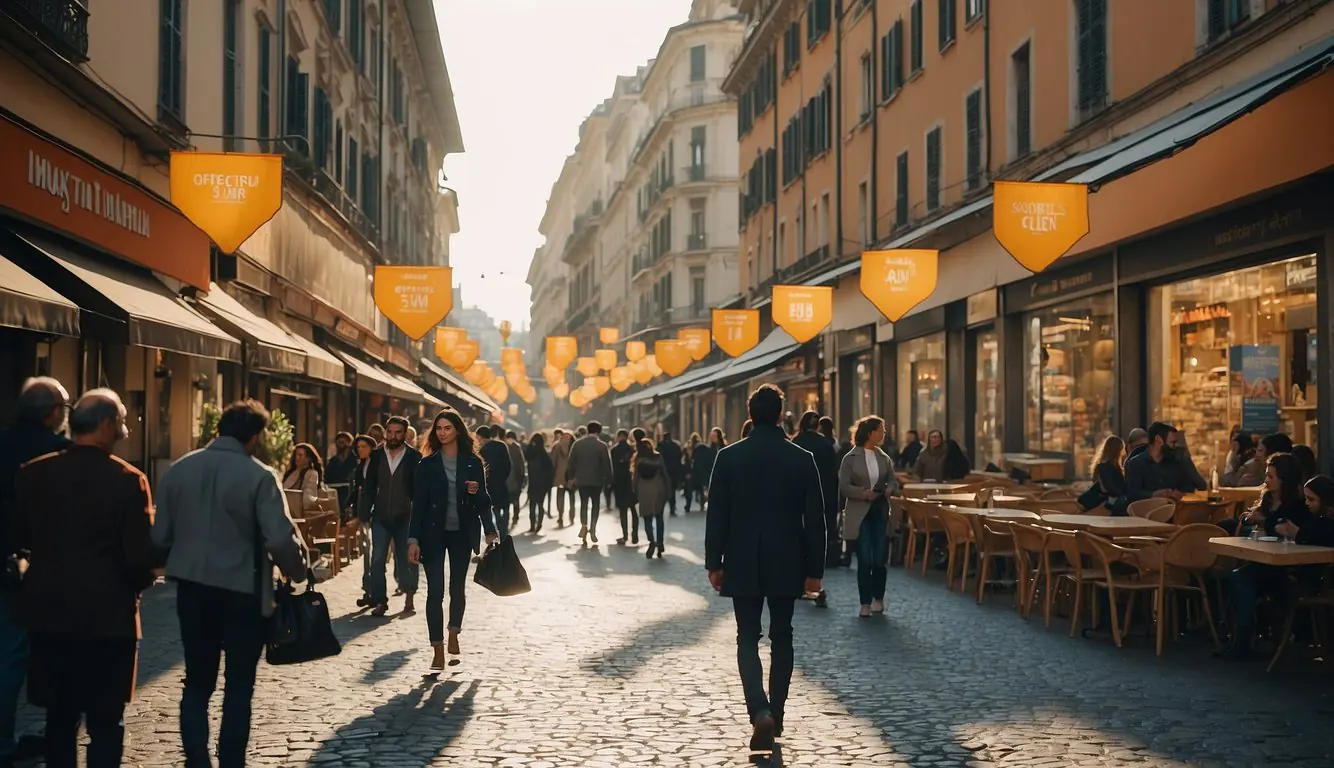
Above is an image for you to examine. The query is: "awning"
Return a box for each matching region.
[419,357,498,412]
[614,329,800,407]
[12,231,240,361]
[282,333,346,385]
[196,283,305,374]
[0,252,79,336]
[330,349,420,401]
[386,369,432,404]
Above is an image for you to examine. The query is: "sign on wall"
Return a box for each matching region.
[993,180,1090,274]
[859,249,939,322]
[373,266,454,341]
[771,285,832,344]
[170,152,283,254]
[712,309,760,357]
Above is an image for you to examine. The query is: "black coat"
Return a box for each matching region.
[793,430,839,517]
[409,451,496,554]
[658,438,685,483]
[0,423,71,558]
[524,444,555,500]
[704,424,826,598]
[479,440,511,507]
[611,440,635,507]
[357,445,421,523]
[690,444,716,490]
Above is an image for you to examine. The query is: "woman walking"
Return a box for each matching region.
[633,438,670,558]
[525,432,555,534]
[407,409,499,670]
[838,416,897,617]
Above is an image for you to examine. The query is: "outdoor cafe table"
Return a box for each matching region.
[902,482,971,498]
[1006,457,1067,482]
[945,506,1041,522]
[1208,537,1334,566]
[928,493,1031,508]
[1175,493,1241,525]
[1040,514,1177,538]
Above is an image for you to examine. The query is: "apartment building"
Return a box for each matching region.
[653,0,1334,478]
[0,0,484,479]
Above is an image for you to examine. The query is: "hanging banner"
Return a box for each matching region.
[434,327,467,360]
[486,378,509,403]
[372,266,454,341]
[463,361,488,386]
[505,368,528,389]
[993,180,1090,274]
[591,376,611,397]
[655,340,691,377]
[545,336,578,370]
[609,367,633,392]
[625,340,647,362]
[645,354,663,378]
[772,285,832,344]
[859,249,940,323]
[594,348,618,371]
[631,360,653,385]
[677,327,712,362]
[501,347,524,371]
[570,388,589,408]
[169,151,283,254]
[499,320,513,345]
[447,338,479,372]
[475,364,498,390]
[712,309,760,357]
[599,327,620,345]
[552,380,570,399]
[517,383,537,404]
[580,379,599,400]
[576,356,600,377]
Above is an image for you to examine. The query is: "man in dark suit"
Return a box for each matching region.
[658,431,684,517]
[475,425,512,537]
[792,411,840,605]
[705,385,825,752]
[359,416,422,616]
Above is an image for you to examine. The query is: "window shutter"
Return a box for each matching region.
[965,91,981,189]
[911,1,923,72]
[894,20,905,89]
[313,89,326,167]
[896,152,909,226]
[926,128,940,210]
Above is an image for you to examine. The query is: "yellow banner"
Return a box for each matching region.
[576,356,600,377]
[504,368,528,389]
[610,366,633,392]
[630,360,653,386]
[434,327,467,360]
[169,152,283,254]
[598,327,620,345]
[463,361,487,386]
[475,364,498,390]
[594,348,618,371]
[552,380,570,399]
[499,320,512,345]
[570,388,588,408]
[591,376,611,397]
[625,340,647,362]
[545,336,578,370]
[655,340,691,377]
[772,285,832,344]
[580,379,599,401]
[993,180,1090,273]
[516,383,537,404]
[859,249,939,322]
[373,266,454,341]
[501,347,524,371]
[712,309,760,357]
[447,338,479,372]
[677,327,711,361]
[645,354,663,378]
[485,379,509,403]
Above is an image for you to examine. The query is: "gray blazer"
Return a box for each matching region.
[568,434,613,488]
[838,446,897,541]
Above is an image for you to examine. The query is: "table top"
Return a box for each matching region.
[903,483,970,491]
[946,507,1042,520]
[1008,457,1067,466]
[1041,514,1177,536]
[1208,537,1334,566]
[928,493,1028,505]
[1178,494,1241,507]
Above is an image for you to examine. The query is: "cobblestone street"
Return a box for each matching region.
[20,504,1334,767]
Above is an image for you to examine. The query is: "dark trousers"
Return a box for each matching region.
[176,579,265,768]
[825,508,842,566]
[618,505,640,540]
[579,486,602,531]
[732,596,796,725]
[528,496,546,528]
[0,595,29,763]
[371,515,417,604]
[493,504,510,538]
[644,515,664,546]
[856,508,889,605]
[665,478,679,514]
[555,487,575,522]
[1228,563,1294,631]
[30,632,133,768]
[423,530,473,643]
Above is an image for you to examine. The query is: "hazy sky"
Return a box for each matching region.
[436,0,693,329]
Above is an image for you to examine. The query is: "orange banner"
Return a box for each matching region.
[434,327,467,360]
[677,327,712,361]
[598,327,620,345]
[485,379,509,403]
[373,266,454,341]
[591,376,611,397]
[993,180,1090,273]
[552,381,570,399]
[170,152,283,254]
[504,368,528,389]
[645,354,663,378]
[630,361,653,386]
[655,340,691,377]
[771,285,832,344]
[570,388,589,408]
[712,309,760,357]
[625,340,647,362]
[447,338,479,372]
[580,380,599,400]
[501,347,524,371]
[545,336,578,370]
[516,383,537,404]
[594,348,618,371]
[463,361,487,386]
[576,356,600,377]
[609,367,633,392]
[859,249,939,322]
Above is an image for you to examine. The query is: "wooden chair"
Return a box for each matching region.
[935,507,976,592]
[1141,523,1223,657]
[306,514,342,576]
[900,499,939,574]
[1267,569,1334,672]
[1075,532,1163,648]
[974,521,1019,606]
[1128,498,1175,521]
[1052,530,1107,638]
[1008,522,1050,621]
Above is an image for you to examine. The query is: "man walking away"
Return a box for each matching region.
[324,431,358,519]
[0,376,71,767]
[153,400,307,768]
[793,411,840,607]
[551,429,575,526]
[706,385,825,752]
[360,416,422,617]
[504,430,527,527]
[15,390,158,768]
[568,421,613,546]
[658,430,684,517]
[611,430,638,545]
[475,426,512,537]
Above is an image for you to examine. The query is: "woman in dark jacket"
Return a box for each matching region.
[407,409,498,670]
[1085,435,1127,515]
[524,433,555,534]
[942,439,971,481]
[688,428,724,512]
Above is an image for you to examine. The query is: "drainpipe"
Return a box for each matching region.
[983,0,993,182]
[377,0,386,248]
[834,1,844,260]
[869,0,878,242]
[277,0,285,146]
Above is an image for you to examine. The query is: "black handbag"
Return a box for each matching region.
[265,568,342,665]
[473,536,531,597]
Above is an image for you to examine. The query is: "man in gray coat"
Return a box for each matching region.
[504,430,527,526]
[568,421,613,546]
[153,400,307,768]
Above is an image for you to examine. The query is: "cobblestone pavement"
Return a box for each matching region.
[19,502,1334,767]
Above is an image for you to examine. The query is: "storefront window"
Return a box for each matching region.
[1024,294,1116,477]
[1149,254,1318,474]
[897,333,946,437]
[852,351,873,423]
[974,329,1001,470]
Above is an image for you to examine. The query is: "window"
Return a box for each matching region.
[369,25,380,92]
[910,0,924,73]
[819,192,831,247]
[1076,0,1108,116]
[335,121,344,181]
[777,221,786,268]
[690,266,706,315]
[1207,0,1250,42]
[257,23,271,149]
[783,22,801,76]
[360,152,377,218]
[690,126,706,177]
[346,136,359,198]
[690,45,706,81]
[795,210,805,260]
[965,90,982,190]
[1012,42,1032,157]
[322,0,341,32]
[880,20,904,101]
[348,0,363,70]
[926,127,942,210]
[858,181,869,246]
[223,0,240,150]
[313,87,333,170]
[895,151,909,227]
[284,56,309,153]
[859,52,873,119]
[806,0,832,48]
[939,0,957,50]
[966,0,984,23]
[897,333,947,436]
[689,198,706,250]
[157,0,185,122]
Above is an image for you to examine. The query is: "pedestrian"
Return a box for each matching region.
[911,429,948,481]
[633,438,670,559]
[281,443,325,515]
[324,432,358,517]
[896,430,922,470]
[368,422,386,447]
[407,409,499,670]
[14,389,158,768]
[152,400,308,768]
[690,428,724,511]
[611,429,639,545]
[817,416,837,447]
[504,430,527,526]
[568,421,613,546]
[705,385,825,752]
[683,432,701,512]
[0,376,70,766]
[551,429,575,527]
[793,411,840,607]
[360,416,422,617]
[524,433,555,533]
[838,416,897,618]
[350,434,377,606]
[942,439,971,481]
[474,426,512,537]
[658,430,684,517]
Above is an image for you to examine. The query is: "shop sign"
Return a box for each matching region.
[712,309,760,357]
[545,336,578,370]
[859,249,939,323]
[772,285,833,344]
[625,340,647,362]
[373,266,453,341]
[599,327,620,344]
[655,340,691,377]
[447,338,479,372]
[434,326,467,360]
[677,327,712,361]
[1004,257,1114,313]
[0,115,210,289]
[1286,258,1317,290]
[966,290,997,326]
[169,152,283,254]
[993,180,1090,274]
[1232,345,1281,435]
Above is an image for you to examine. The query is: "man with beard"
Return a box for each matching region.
[360,417,421,617]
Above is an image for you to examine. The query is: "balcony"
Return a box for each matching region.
[313,169,380,245]
[684,164,707,183]
[3,0,90,62]
[686,232,708,251]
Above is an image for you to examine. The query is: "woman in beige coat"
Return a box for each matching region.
[838,417,898,617]
[550,430,575,527]
[632,439,670,559]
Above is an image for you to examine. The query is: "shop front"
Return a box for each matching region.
[964,290,1003,471]
[893,308,949,442]
[834,326,875,430]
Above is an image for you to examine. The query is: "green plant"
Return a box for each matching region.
[257,409,295,472]
[196,401,221,450]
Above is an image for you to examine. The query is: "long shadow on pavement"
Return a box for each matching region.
[306,677,478,767]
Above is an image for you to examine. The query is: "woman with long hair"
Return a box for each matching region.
[1083,435,1127,514]
[912,429,948,481]
[942,439,971,481]
[525,432,555,534]
[282,443,325,512]
[838,416,898,617]
[407,409,499,670]
[633,438,670,558]
[1221,432,1257,486]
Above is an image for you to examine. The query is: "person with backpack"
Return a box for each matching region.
[633,438,671,559]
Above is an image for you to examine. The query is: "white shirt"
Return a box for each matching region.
[385,446,406,474]
[863,448,880,488]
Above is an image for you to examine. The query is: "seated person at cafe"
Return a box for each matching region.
[1226,432,1293,488]
[1123,422,1205,503]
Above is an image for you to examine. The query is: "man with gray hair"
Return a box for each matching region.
[1126,427,1150,462]
[0,376,71,766]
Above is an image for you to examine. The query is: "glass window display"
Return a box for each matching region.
[974,329,1001,470]
[897,333,946,437]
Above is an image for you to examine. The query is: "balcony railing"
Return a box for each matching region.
[313,169,379,245]
[5,0,90,62]
[685,164,706,182]
[686,233,708,251]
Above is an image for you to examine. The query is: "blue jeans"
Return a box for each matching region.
[856,507,889,606]
[371,516,417,605]
[422,530,473,643]
[644,515,664,546]
[0,595,29,762]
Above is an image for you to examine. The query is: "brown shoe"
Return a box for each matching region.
[750,711,776,752]
[430,644,445,671]
[370,603,389,618]
[402,593,416,615]
[446,629,461,666]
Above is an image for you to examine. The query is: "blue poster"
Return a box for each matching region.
[1232,345,1280,435]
